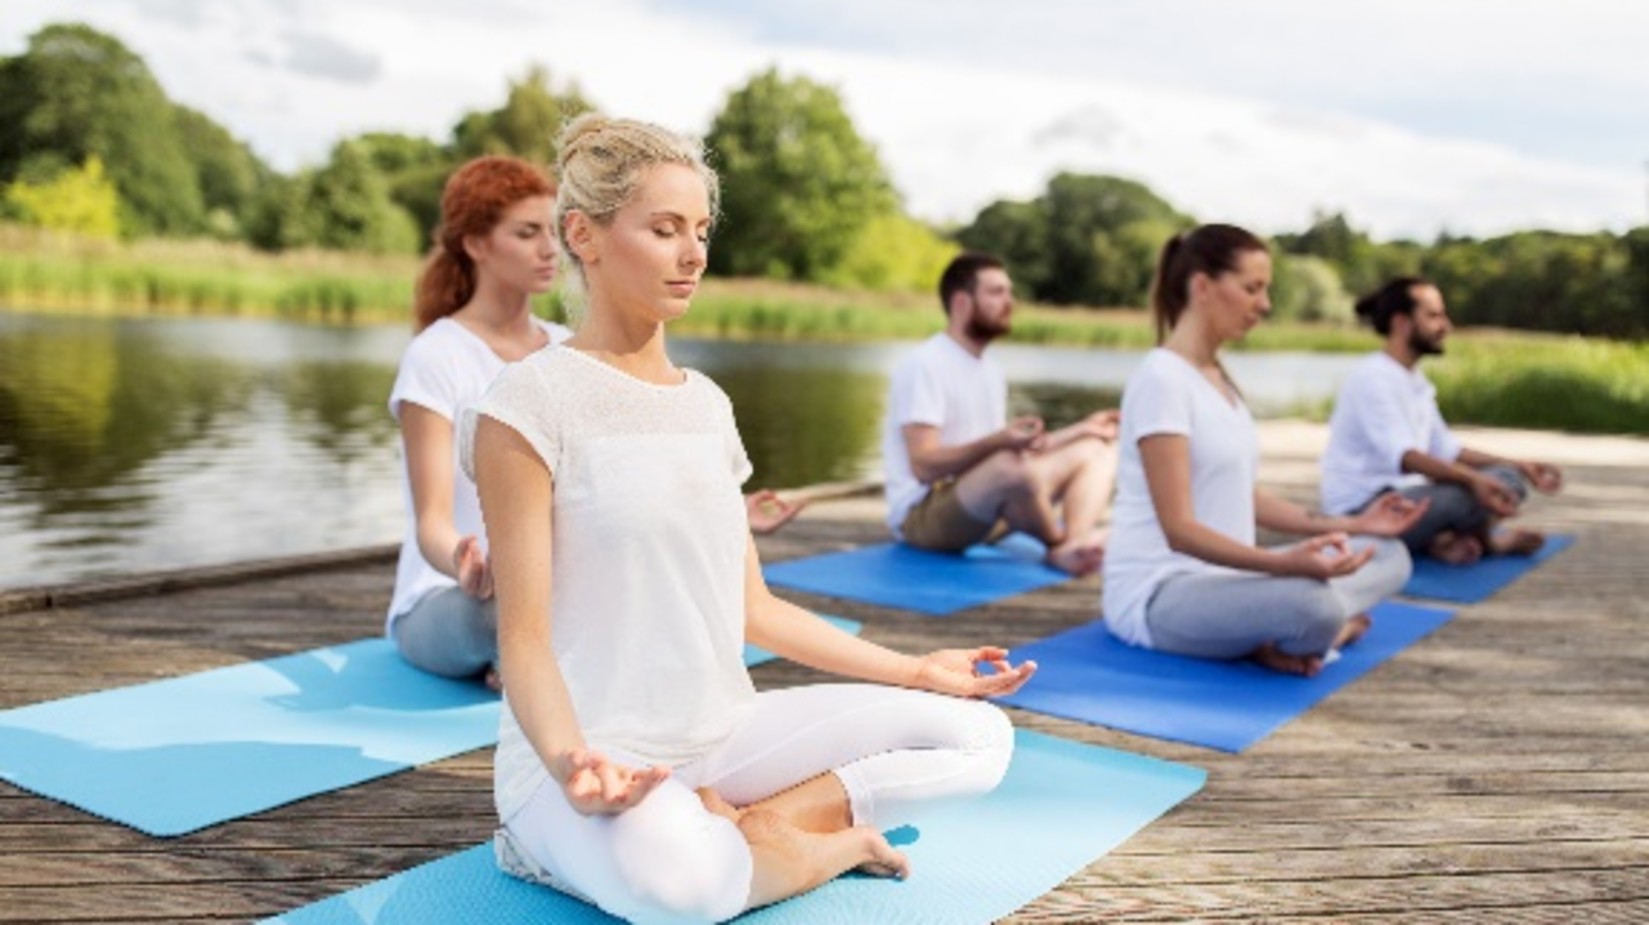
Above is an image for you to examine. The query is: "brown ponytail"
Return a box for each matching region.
[1148,223,1268,343]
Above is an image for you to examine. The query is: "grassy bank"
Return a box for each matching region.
[0,225,1368,349]
[2,226,1644,434]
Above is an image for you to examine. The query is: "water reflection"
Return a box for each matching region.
[0,313,1360,587]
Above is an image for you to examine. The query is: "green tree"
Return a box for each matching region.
[354,132,457,247]
[706,68,897,281]
[4,155,122,238]
[1269,253,1353,324]
[820,213,960,292]
[302,140,420,254]
[959,173,1188,307]
[452,65,594,167]
[0,23,204,235]
[957,200,1051,297]
[174,105,269,239]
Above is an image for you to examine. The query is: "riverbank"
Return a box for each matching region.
[3,226,1645,434]
[3,419,1644,922]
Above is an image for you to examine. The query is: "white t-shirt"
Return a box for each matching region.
[1102,349,1259,647]
[459,345,757,823]
[1320,351,1462,515]
[385,316,571,631]
[881,333,1007,535]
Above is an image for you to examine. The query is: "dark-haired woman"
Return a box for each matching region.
[385,156,572,684]
[1320,277,1562,564]
[1101,225,1425,676]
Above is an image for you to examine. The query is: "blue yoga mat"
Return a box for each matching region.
[0,620,862,837]
[263,729,1205,925]
[1402,532,1575,603]
[997,600,1456,752]
[764,535,1066,616]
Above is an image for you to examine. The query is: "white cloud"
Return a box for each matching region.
[4,0,1644,238]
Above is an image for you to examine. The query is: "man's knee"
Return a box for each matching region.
[1481,464,1529,503]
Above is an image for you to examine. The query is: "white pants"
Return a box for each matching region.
[504,684,1015,925]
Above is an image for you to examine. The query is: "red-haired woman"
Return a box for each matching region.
[385,155,571,686]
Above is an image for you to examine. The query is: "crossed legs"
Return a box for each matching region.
[504,685,1014,923]
[953,436,1118,574]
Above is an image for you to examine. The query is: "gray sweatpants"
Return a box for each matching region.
[1143,536,1411,659]
[1381,464,1529,553]
[388,585,498,679]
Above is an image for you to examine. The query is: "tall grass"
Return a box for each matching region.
[0,226,419,322]
[2,225,1644,434]
[1430,335,1649,434]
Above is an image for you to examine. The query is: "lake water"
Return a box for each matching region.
[0,311,1361,588]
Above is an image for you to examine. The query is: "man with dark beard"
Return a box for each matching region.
[880,252,1120,575]
[1320,277,1563,564]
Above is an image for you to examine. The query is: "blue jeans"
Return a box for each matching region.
[388,585,498,679]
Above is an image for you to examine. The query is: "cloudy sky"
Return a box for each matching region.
[6,0,1647,239]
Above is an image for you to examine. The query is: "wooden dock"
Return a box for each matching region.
[3,421,1647,923]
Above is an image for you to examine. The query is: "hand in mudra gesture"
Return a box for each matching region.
[911,647,1037,699]
[549,746,671,816]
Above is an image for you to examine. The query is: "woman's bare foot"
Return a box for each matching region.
[1251,642,1324,678]
[739,810,910,911]
[697,786,743,823]
[1047,529,1107,576]
[1333,613,1372,649]
[1428,530,1484,565]
[1489,528,1545,556]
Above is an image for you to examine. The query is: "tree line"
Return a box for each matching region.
[2,22,1644,338]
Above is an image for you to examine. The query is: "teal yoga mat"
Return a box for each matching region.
[997,600,1456,752]
[262,729,1206,925]
[1402,533,1575,603]
[764,535,1066,616]
[0,619,860,836]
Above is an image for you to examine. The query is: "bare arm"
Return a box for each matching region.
[1140,434,1369,579]
[1254,487,1354,536]
[1454,448,1563,494]
[401,404,490,597]
[474,416,666,814]
[903,417,1041,483]
[1401,448,1522,516]
[1040,409,1120,452]
[743,538,1034,698]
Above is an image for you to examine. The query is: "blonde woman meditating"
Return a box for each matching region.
[1101,224,1426,677]
[464,114,1035,924]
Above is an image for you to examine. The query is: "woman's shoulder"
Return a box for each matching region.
[1129,347,1191,386]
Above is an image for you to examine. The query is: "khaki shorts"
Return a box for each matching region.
[899,480,1005,552]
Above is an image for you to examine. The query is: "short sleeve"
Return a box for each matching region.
[1123,354,1193,443]
[389,330,460,422]
[712,384,754,485]
[459,360,561,482]
[894,354,947,429]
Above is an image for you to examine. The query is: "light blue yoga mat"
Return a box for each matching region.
[764,535,1066,616]
[997,600,1456,752]
[1402,532,1575,603]
[262,729,1206,925]
[0,620,862,837]
[0,639,498,836]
